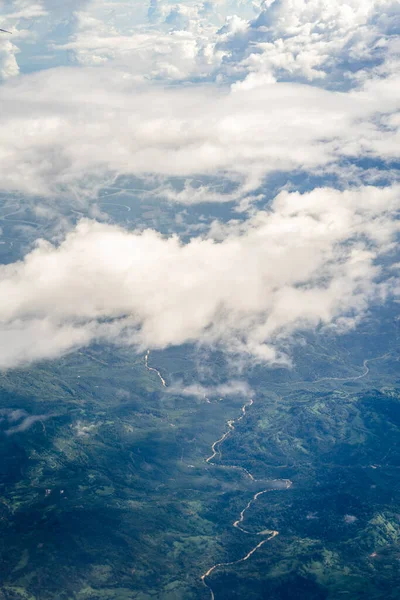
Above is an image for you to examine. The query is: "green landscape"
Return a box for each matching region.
[0,318,398,599]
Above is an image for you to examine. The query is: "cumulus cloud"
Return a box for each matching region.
[0,66,398,200]
[0,184,398,369]
[45,0,399,88]
[222,0,400,86]
[0,39,19,80]
[1,0,398,88]
[0,0,50,80]
[0,1,398,374]
[56,0,258,78]
[0,1,397,205]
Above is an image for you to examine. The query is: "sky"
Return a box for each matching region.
[0,0,398,369]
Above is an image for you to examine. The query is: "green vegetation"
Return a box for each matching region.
[0,319,399,598]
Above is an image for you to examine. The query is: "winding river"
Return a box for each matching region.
[201,398,292,600]
[145,350,167,387]
[282,352,391,388]
[143,349,392,598]
[142,352,291,597]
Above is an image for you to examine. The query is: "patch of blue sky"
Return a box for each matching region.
[13,23,77,74]
[249,159,400,212]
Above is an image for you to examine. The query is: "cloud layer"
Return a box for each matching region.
[0,65,398,200]
[0,1,398,370]
[50,0,400,86]
[0,1,398,205]
[0,184,398,368]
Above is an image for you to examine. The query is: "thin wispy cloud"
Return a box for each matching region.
[168,380,253,399]
[0,408,52,435]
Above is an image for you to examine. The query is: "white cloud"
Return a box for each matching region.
[220,0,399,85]
[0,39,19,79]
[168,380,253,399]
[0,1,398,374]
[0,184,398,369]
[0,66,398,200]
[0,0,50,80]
[50,0,399,88]
[1,0,397,87]
[0,407,51,435]
[0,0,47,22]
[55,0,228,80]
